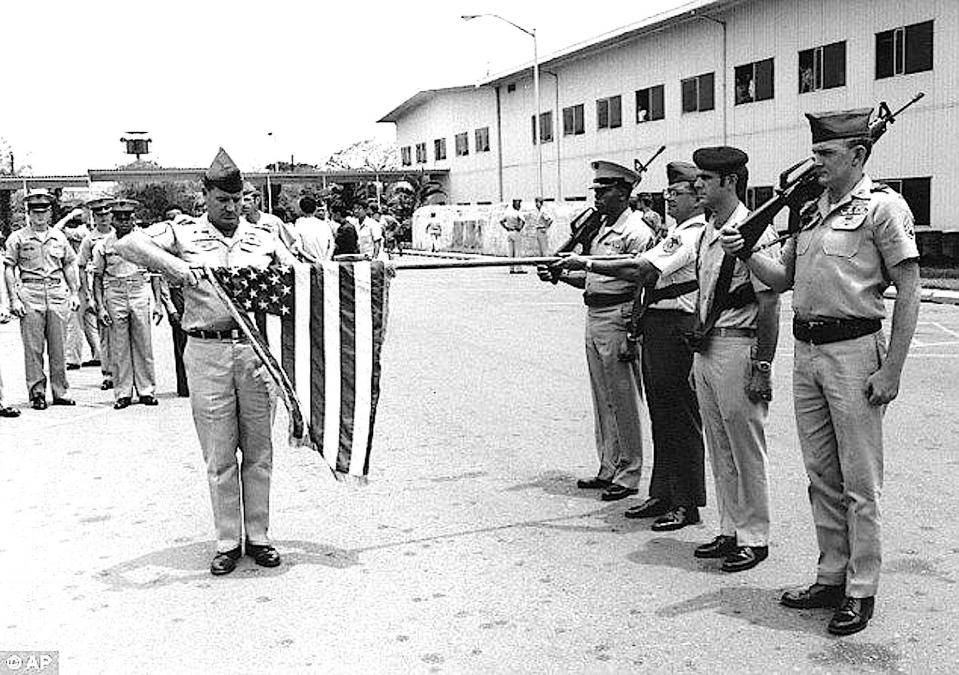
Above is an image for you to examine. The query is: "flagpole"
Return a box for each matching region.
[390,254,631,271]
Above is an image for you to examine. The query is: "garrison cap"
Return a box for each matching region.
[203,147,244,193]
[23,190,56,210]
[693,146,749,174]
[805,108,872,144]
[666,161,698,186]
[589,160,639,189]
[86,196,113,214]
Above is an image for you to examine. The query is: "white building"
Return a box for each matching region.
[379,0,951,236]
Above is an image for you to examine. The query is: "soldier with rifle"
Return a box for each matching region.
[537,159,653,503]
[720,102,922,636]
[554,160,708,529]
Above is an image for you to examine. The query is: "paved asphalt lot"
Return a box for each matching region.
[1,265,958,673]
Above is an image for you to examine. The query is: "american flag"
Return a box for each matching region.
[208,261,392,481]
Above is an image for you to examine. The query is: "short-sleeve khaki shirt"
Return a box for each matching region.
[697,202,776,329]
[3,226,76,284]
[92,233,148,282]
[790,174,919,321]
[147,215,296,331]
[585,209,654,297]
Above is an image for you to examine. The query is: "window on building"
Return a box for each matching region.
[876,20,933,79]
[400,146,411,166]
[681,72,715,113]
[563,104,585,135]
[746,185,775,211]
[734,58,774,105]
[433,138,447,161]
[507,83,516,93]
[531,111,554,144]
[878,177,931,226]
[596,95,622,129]
[635,85,665,123]
[799,41,846,93]
[454,133,469,157]
[415,142,427,164]
[475,127,490,152]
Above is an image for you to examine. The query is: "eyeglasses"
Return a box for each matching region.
[663,188,697,198]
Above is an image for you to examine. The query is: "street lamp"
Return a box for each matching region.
[461,13,543,199]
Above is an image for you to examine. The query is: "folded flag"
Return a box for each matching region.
[208,261,392,481]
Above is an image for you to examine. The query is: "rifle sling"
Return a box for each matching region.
[648,279,698,305]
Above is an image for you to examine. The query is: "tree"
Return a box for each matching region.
[323,139,398,172]
[386,172,448,223]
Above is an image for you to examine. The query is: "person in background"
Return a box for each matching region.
[499,198,526,273]
[531,197,554,256]
[294,196,333,262]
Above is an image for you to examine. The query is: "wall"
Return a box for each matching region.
[389,0,956,230]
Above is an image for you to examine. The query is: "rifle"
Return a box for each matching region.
[550,145,668,258]
[732,93,924,259]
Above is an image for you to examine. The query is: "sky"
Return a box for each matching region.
[1,0,694,175]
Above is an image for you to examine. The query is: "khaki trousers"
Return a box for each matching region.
[586,303,644,489]
[65,286,100,365]
[184,338,275,552]
[18,282,70,400]
[104,279,156,400]
[794,332,885,597]
[506,230,523,272]
[693,336,770,547]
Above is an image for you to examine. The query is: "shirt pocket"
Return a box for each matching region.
[19,243,41,262]
[821,215,866,258]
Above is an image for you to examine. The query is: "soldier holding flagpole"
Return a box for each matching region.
[116,149,296,576]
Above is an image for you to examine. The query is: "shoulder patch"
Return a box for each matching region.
[662,234,683,255]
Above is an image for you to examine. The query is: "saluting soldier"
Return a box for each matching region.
[78,197,115,389]
[3,190,80,409]
[55,206,100,369]
[541,161,653,502]
[720,110,921,635]
[117,149,296,576]
[688,147,780,573]
[92,199,161,409]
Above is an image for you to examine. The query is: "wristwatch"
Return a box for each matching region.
[753,360,772,373]
[585,259,594,271]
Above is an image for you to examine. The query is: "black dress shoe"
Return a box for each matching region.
[0,406,20,418]
[694,534,738,559]
[601,484,639,501]
[101,379,114,390]
[576,476,613,490]
[114,397,132,410]
[31,397,48,411]
[624,497,671,519]
[780,583,845,610]
[210,547,242,576]
[52,397,76,406]
[246,542,281,568]
[722,545,768,572]
[651,505,701,531]
[82,359,101,367]
[67,363,81,371]
[139,395,159,406]
[828,596,875,636]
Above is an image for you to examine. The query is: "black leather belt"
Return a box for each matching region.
[793,317,881,345]
[583,292,634,308]
[186,328,244,341]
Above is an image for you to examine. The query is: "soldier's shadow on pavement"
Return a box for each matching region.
[506,470,599,500]
[98,539,358,590]
[626,536,725,574]
[655,585,831,636]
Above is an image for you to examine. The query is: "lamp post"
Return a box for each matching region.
[461,13,542,199]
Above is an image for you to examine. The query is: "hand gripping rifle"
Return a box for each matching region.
[544,146,667,282]
[731,93,925,260]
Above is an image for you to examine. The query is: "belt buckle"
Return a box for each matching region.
[229,329,240,340]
